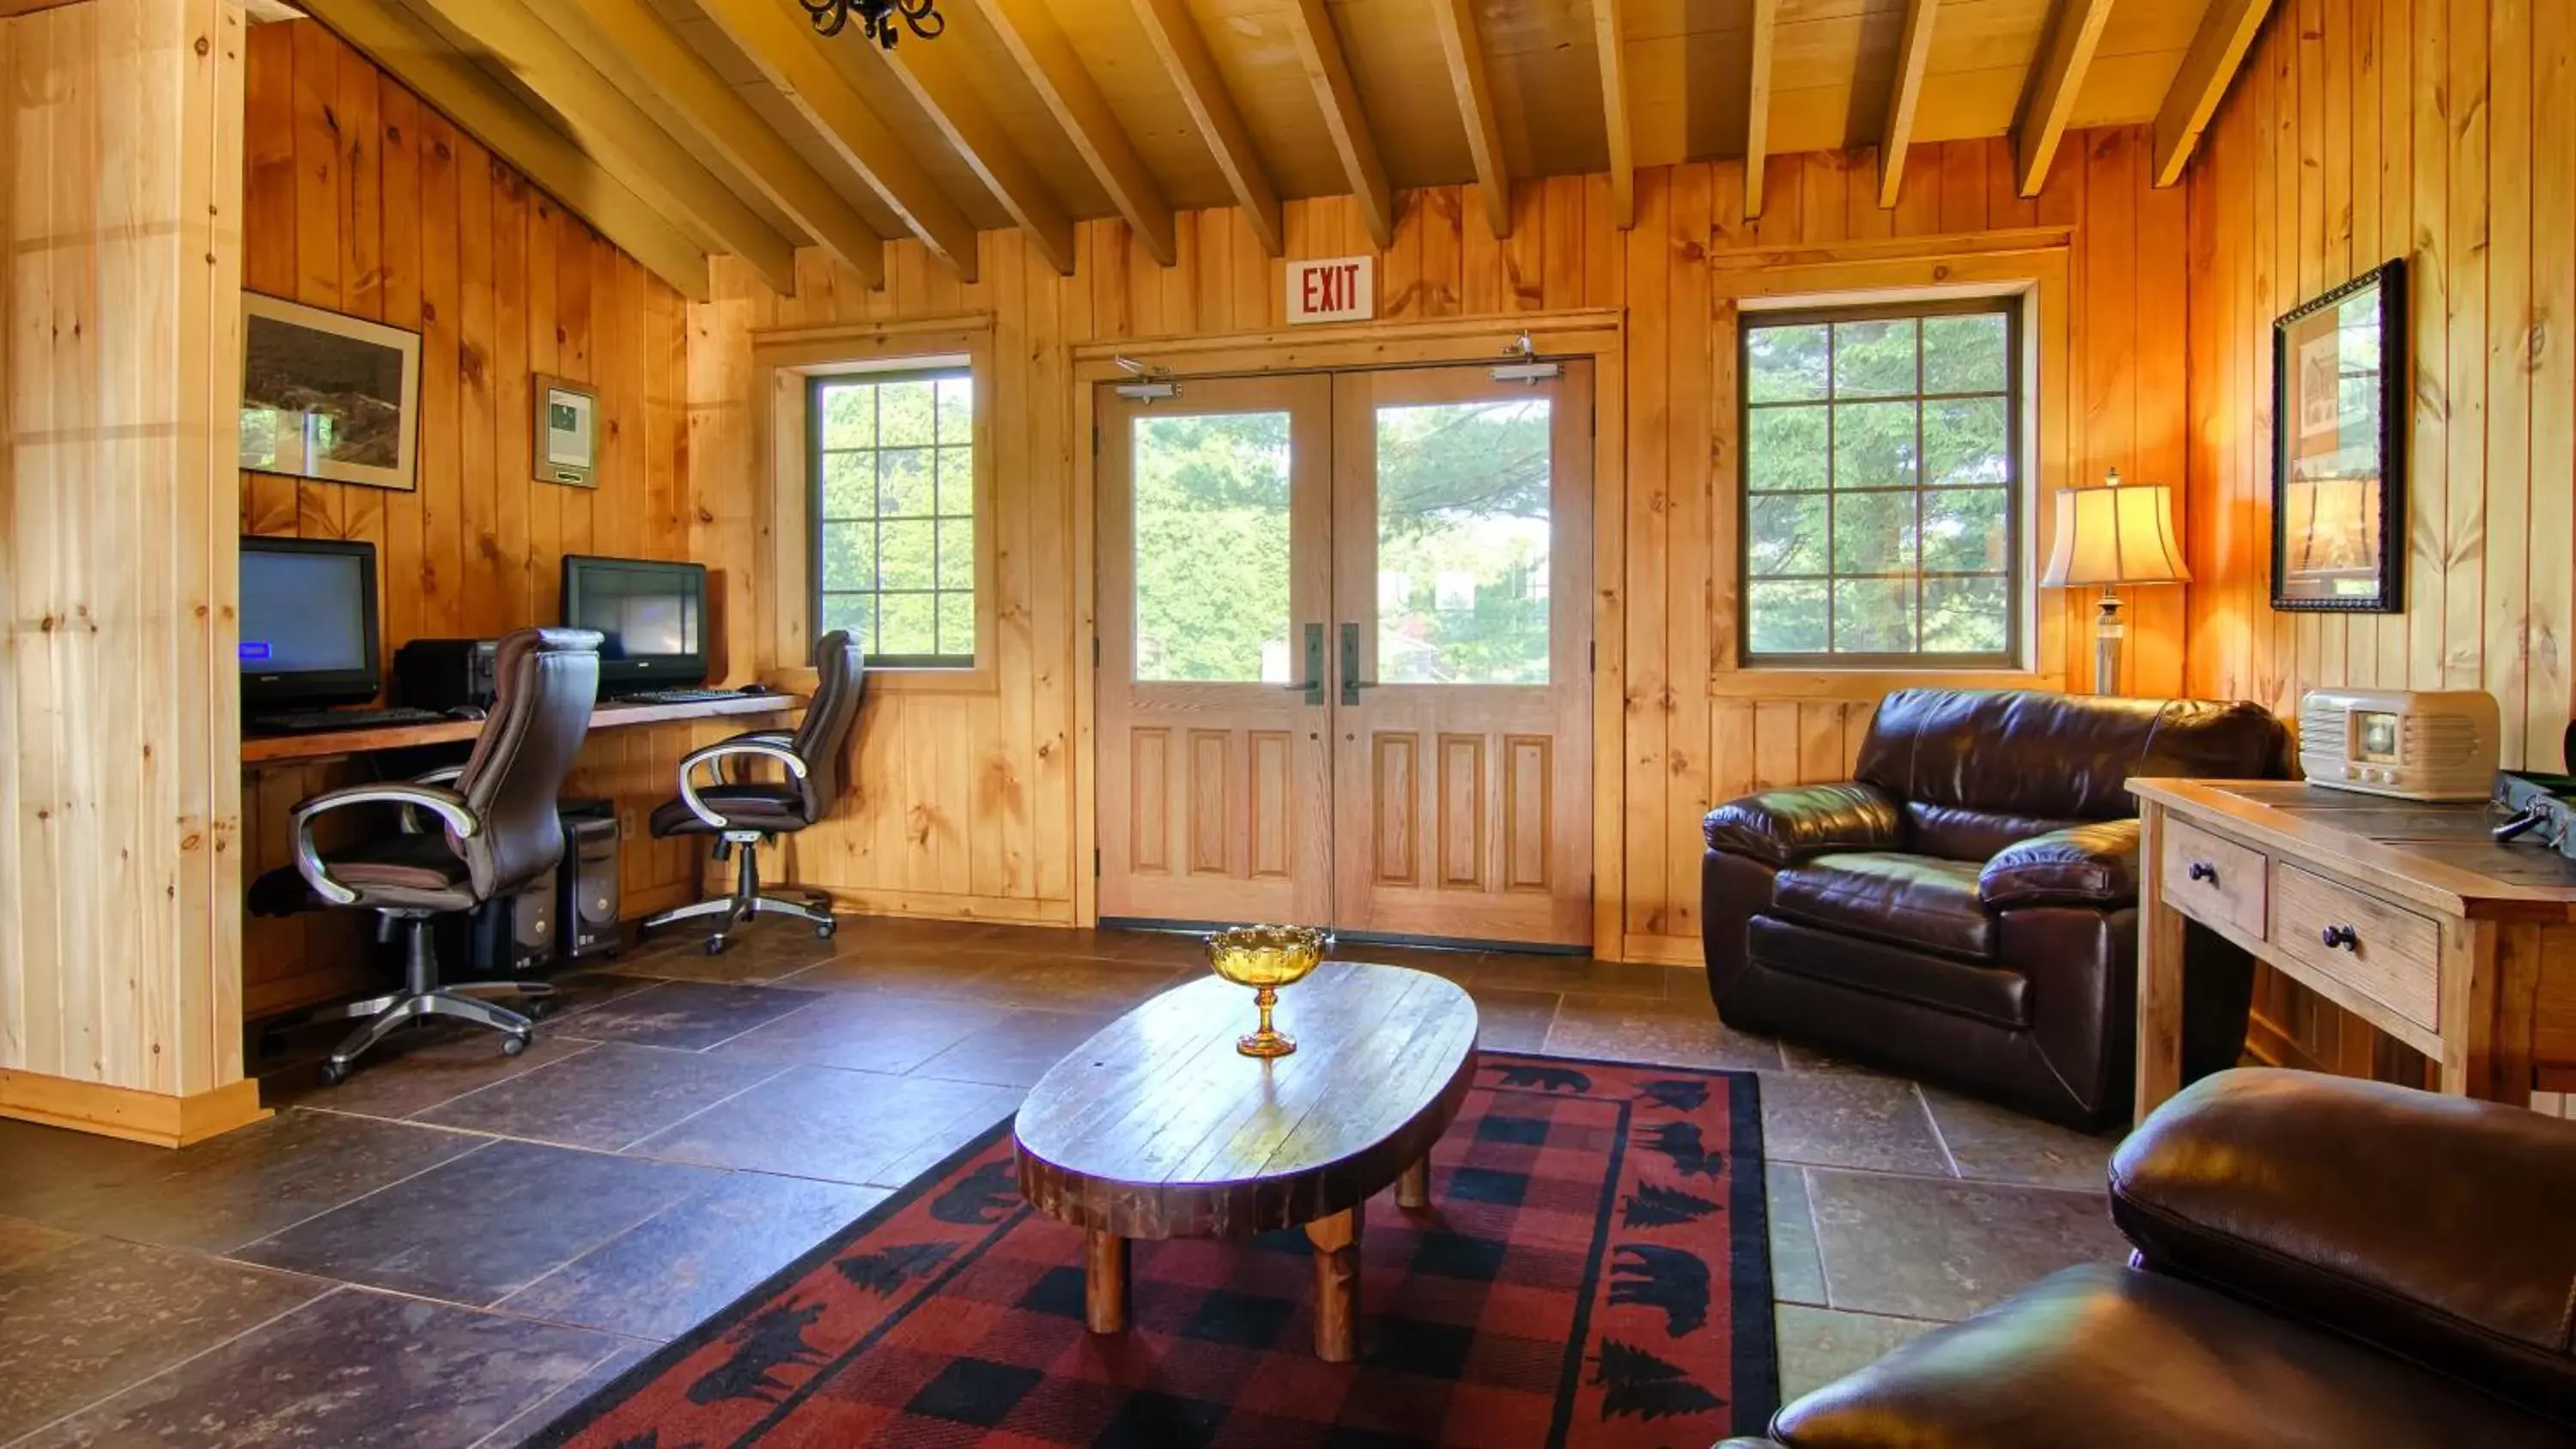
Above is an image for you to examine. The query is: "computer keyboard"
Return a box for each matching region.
[247,706,447,735]
[615,687,755,705]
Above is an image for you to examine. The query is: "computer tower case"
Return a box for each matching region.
[558,798,623,961]
[393,638,501,711]
[461,886,556,976]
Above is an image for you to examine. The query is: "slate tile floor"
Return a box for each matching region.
[0,917,2128,1446]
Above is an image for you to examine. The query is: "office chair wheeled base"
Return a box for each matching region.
[640,829,838,955]
[315,911,556,1084]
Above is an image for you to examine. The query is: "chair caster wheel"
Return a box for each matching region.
[705,936,729,956]
[501,1033,530,1058]
[319,1060,350,1087]
[814,920,836,940]
[522,998,553,1021]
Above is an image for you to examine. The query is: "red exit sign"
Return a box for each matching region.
[1286,256,1373,324]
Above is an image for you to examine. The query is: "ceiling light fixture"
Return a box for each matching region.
[800,0,943,49]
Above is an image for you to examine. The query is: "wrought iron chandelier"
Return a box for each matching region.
[800,0,944,48]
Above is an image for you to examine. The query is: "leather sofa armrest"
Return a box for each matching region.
[2111,1068,2576,1421]
[1979,820,2139,910]
[1703,783,1903,868]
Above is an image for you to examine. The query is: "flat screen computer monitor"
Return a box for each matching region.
[240,537,380,708]
[561,554,708,692]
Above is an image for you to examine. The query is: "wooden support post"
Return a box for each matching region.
[1396,1156,1431,1210]
[1306,1205,1363,1362]
[1084,1230,1129,1334]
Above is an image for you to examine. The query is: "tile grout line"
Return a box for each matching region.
[1916,1083,1965,1178]
[0,1283,357,1449]
[210,1131,501,1261]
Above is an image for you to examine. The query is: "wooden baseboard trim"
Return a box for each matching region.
[1618,934,1703,967]
[0,1070,269,1148]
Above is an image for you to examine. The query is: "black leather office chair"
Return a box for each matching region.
[254,628,601,1082]
[641,631,863,954]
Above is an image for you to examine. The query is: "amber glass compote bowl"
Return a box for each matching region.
[1206,925,1330,1058]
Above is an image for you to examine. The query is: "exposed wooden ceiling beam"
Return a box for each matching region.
[1282,0,1392,248]
[971,0,1174,265]
[296,0,711,300]
[538,0,884,288]
[869,39,1077,274]
[2013,0,2115,197]
[1744,0,1777,218]
[1128,0,1283,255]
[693,0,981,279]
[394,0,797,294]
[1589,0,1632,229]
[1877,0,1939,209]
[1429,0,1510,239]
[2152,0,2272,186]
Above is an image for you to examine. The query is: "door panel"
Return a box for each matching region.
[1095,377,1334,925]
[1330,364,1594,946]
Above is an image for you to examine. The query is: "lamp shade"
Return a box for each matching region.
[2040,475,2190,587]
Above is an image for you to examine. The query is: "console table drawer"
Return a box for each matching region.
[2160,817,2268,940]
[2271,864,2441,1031]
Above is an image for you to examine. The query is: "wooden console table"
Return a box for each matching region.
[2134,779,2576,1118]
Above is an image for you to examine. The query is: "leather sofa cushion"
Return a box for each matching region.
[1703,783,1904,866]
[2112,1069,2576,1427]
[1763,1264,2575,1449]
[1904,801,2089,862]
[1855,688,2290,822]
[1980,821,2141,909]
[1749,915,2027,1028]
[1771,852,1995,961]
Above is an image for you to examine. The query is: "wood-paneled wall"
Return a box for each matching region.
[238,20,705,1016]
[2183,0,2575,1085]
[0,0,252,1123]
[693,128,2192,961]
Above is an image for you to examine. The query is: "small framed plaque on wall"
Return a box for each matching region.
[535,374,599,488]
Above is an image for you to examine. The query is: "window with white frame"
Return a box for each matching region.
[809,368,975,667]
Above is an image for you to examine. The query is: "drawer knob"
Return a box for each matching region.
[2187,861,2218,884]
[2320,924,2360,952]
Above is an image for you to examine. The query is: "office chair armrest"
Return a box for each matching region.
[720,730,795,783]
[291,784,479,906]
[678,740,807,830]
[396,765,468,834]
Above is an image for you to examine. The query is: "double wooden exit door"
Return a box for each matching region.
[1095,362,1594,948]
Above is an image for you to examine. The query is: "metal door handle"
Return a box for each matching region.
[1340,622,1376,706]
[1279,622,1324,705]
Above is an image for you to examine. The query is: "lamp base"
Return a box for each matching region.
[2093,587,2125,696]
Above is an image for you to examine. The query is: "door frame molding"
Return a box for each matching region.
[1070,309,1626,954]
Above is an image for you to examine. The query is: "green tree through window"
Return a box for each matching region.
[1743,300,2022,664]
[811,369,975,666]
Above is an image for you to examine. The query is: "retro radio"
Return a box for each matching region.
[2297,688,2500,802]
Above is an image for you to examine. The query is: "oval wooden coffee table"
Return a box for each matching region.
[1013,960,1479,1362]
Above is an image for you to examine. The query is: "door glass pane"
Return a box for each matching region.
[1133,412,1293,682]
[1375,399,1552,684]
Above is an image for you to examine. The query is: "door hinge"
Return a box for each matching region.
[1091,420,1100,453]
[1093,847,1102,876]
[1092,635,1101,668]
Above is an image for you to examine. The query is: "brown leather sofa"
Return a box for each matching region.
[1703,688,2289,1130]
[1722,1069,2576,1448]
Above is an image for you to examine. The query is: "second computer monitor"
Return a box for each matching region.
[560,554,708,693]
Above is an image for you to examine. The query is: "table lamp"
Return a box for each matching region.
[2040,468,2190,695]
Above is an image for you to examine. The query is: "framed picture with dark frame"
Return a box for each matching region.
[2272,258,2405,612]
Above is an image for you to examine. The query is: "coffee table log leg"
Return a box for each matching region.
[1396,1156,1431,1210]
[1084,1230,1129,1334]
[1306,1205,1363,1362]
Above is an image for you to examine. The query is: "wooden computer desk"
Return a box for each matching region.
[2133,779,2576,1119]
[240,692,799,765]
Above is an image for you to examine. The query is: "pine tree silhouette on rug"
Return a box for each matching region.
[930,1157,1021,1224]
[1590,1338,1726,1421]
[1621,1180,1722,1228]
[1637,1078,1711,1112]
[686,1300,829,1405]
[1635,1120,1725,1178]
[1608,1243,1712,1335]
[1495,1064,1593,1093]
[834,1240,958,1294]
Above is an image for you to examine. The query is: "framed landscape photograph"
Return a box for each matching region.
[239,293,420,490]
[534,374,600,488]
[2272,258,2405,612]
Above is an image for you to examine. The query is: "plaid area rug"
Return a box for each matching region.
[530,1052,1777,1447]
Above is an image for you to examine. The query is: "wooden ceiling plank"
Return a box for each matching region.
[296,0,712,300]
[1429,0,1511,238]
[2150,0,2272,186]
[1590,0,1633,229]
[1128,0,1284,255]
[692,0,981,280]
[2012,0,2116,197]
[1744,0,1777,218]
[395,0,798,294]
[1877,0,1940,209]
[872,41,1078,274]
[1283,0,1393,248]
[541,0,884,287]
[971,0,1175,265]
